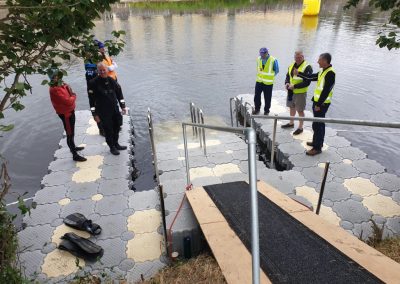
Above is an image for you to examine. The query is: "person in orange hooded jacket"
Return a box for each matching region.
[49,68,87,162]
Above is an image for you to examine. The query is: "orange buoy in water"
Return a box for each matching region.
[303,0,321,16]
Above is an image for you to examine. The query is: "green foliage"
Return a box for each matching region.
[345,0,400,50]
[0,0,126,133]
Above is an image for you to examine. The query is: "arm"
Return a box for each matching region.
[294,65,313,89]
[87,80,97,117]
[273,59,279,75]
[316,71,335,107]
[285,69,290,85]
[50,86,76,107]
[297,70,318,81]
[112,79,126,112]
[107,58,118,71]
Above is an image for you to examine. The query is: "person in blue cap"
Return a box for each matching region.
[95,40,118,81]
[253,47,279,115]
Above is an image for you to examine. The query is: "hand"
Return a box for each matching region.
[314,105,321,112]
[285,83,290,90]
[293,68,298,76]
[121,108,127,115]
[288,84,294,90]
[94,115,101,123]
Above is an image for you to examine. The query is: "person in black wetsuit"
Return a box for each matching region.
[88,62,127,155]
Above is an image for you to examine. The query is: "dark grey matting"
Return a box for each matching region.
[204,181,382,284]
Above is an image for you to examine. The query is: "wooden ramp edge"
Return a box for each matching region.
[187,182,400,284]
[186,187,271,284]
[257,181,400,284]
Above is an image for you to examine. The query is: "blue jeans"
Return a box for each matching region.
[312,102,330,150]
[254,82,273,113]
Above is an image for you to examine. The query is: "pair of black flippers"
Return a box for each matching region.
[58,213,103,261]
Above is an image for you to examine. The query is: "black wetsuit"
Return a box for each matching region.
[88,76,126,149]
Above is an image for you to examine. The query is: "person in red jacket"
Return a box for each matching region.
[49,69,87,162]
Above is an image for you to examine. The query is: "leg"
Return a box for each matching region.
[254,82,262,112]
[289,107,296,125]
[312,104,329,150]
[113,112,127,150]
[101,116,115,149]
[263,84,273,114]
[58,112,86,161]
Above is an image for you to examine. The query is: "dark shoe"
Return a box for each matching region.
[60,232,104,260]
[293,128,303,135]
[110,147,120,155]
[75,146,85,151]
[306,141,314,147]
[115,144,127,151]
[281,123,294,129]
[64,213,102,235]
[306,148,322,156]
[264,111,269,115]
[73,154,87,162]
[252,110,260,115]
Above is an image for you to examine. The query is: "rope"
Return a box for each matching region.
[167,183,193,258]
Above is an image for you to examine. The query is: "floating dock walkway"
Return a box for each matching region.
[18,111,166,283]
[237,92,400,239]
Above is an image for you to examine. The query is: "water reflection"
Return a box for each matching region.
[2,0,400,205]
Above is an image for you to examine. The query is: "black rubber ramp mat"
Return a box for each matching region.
[204,181,382,284]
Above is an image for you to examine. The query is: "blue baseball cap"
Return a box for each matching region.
[259,47,268,54]
[95,40,105,49]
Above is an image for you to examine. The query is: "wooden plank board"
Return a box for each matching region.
[257,181,400,284]
[186,187,271,284]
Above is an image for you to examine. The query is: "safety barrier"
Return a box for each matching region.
[189,102,207,155]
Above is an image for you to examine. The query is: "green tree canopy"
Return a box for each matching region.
[345,0,400,50]
[0,0,125,132]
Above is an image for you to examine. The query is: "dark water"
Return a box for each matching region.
[1,0,400,206]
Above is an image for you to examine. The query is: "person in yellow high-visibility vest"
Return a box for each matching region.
[282,51,313,135]
[294,53,335,156]
[253,47,279,115]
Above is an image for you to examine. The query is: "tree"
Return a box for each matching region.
[345,0,400,50]
[0,0,126,133]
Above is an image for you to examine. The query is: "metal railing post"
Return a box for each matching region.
[190,103,195,136]
[193,105,198,137]
[197,108,202,148]
[183,124,191,185]
[147,108,160,184]
[270,117,278,169]
[246,127,260,284]
[200,110,206,155]
[316,162,330,215]
[229,98,235,127]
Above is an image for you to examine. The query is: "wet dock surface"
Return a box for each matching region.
[18,111,166,283]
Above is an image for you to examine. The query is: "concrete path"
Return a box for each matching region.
[18,111,166,283]
[238,92,400,239]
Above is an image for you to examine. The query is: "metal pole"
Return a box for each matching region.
[230,98,234,127]
[270,117,277,169]
[193,106,198,137]
[316,162,330,215]
[190,103,195,136]
[246,127,260,284]
[197,108,202,148]
[183,124,191,185]
[200,110,206,156]
[147,109,160,184]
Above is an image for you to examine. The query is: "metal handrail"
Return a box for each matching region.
[189,102,207,155]
[243,102,255,127]
[250,113,400,169]
[147,108,169,256]
[182,122,260,284]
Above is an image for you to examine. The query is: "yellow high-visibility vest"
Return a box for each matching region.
[313,66,335,104]
[288,61,310,94]
[256,56,276,85]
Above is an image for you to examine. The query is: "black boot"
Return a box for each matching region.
[110,147,120,155]
[73,153,87,162]
[115,143,127,151]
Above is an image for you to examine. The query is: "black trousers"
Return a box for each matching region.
[254,82,273,113]
[312,102,330,150]
[100,112,123,148]
[58,111,77,155]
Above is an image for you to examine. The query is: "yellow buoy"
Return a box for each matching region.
[303,0,321,16]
